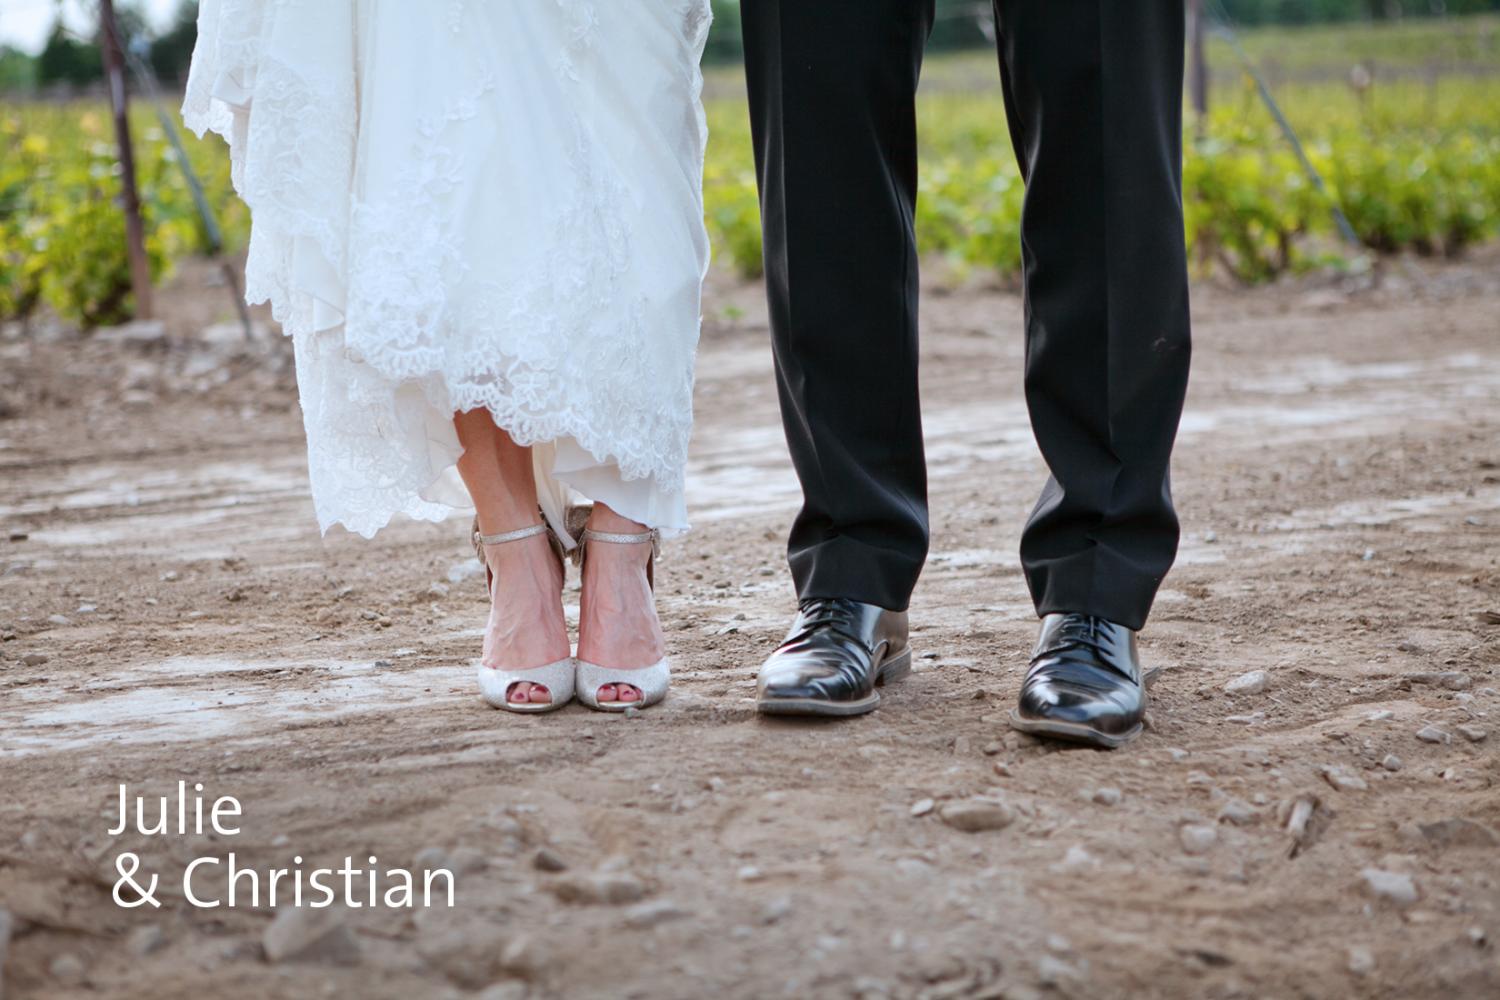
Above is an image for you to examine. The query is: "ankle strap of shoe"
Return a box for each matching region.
[579,527,657,545]
[579,527,659,559]
[573,526,661,570]
[473,523,550,547]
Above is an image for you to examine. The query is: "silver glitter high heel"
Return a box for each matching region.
[570,513,670,711]
[472,516,575,713]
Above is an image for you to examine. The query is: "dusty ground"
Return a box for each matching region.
[1,250,1498,1000]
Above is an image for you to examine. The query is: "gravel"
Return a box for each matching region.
[1417,818,1500,849]
[0,908,11,997]
[1407,671,1472,691]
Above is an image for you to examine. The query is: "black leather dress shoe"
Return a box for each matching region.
[1009,613,1146,749]
[756,598,911,717]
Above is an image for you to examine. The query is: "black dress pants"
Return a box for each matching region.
[741,1,1192,631]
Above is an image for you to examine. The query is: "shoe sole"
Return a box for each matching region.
[756,648,912,718]
[1004,667,1158,750]
[485,698,569,714]
[1006,710,1142,749]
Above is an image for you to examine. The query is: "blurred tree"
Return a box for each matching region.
[36,23,100,87]
[704,1,742,64]
[702,0,993,61]
[149,1,200,83]
[0,46,38,92]
[931,1,993,50]
[34,5,153,89]
[701,0,1500,62]
[1219,0,1500,22]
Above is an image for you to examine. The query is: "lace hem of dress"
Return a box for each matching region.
[183,0,709,539]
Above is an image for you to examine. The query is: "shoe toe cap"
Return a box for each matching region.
[1017,678,1141,735]
[757,648,866,703]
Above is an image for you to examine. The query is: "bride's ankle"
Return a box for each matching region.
[586,503,646,534]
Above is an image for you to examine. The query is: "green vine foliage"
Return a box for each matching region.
[704,74,1500,283]
[2,70,1498,330]
[1,104,248,327]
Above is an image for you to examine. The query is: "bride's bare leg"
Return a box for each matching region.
[576,503,666,703]
[454,408,569,705]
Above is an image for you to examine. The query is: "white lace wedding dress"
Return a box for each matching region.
[183,0,712,542]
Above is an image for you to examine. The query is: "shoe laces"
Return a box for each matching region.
[1053,613,1108,652]
[1040,613,1136,685]
[798,597,864,642]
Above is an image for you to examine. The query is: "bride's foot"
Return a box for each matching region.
[575,505,667,708]
[476,520,571,708]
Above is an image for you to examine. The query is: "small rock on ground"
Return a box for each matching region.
[1416,725,1452,744]
[1037,953,1084,985]
[1347,946,1375,976]
[1408,671,1471,691]
[446,846,488,877]
[1054,845,1096,872]
[49,953,86,985]
[1179,824,1218,855]
[1360,868,1419,906]
[761,896,794,924]
[623,899,692,929]
[1091,787,1123,806]
[1320,765,1369,792]
[548,871,648,905]
[128,924,166,956]
[1224,670,1268,695]
[263,905,360,965]
[418,918,531,989]
[1218,799,1259,826]
[938,798,1016,833]
[1417,818,1500,848]
[1456,725,1487,743]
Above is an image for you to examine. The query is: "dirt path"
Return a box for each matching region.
[2,253,1498,999]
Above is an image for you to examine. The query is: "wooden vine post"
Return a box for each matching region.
[1189,0,1210,133]
[99,0,153,320]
